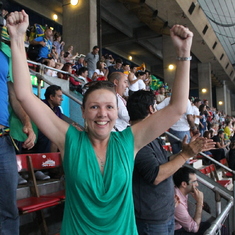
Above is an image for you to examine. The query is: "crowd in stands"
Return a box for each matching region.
[25,24,158,97]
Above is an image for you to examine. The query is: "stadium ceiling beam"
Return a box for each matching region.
[101,6,133,38]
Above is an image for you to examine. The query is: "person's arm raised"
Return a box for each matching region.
[132,25,193,154]
[7,10,68,155]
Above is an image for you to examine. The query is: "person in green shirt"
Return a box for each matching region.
[7,10,213,234]
[0,3,36,233]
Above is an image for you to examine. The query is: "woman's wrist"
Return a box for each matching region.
[176,56,192,61]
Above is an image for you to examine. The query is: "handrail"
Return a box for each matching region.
[27,59,84,105]
[36,73,83,106]
[197,175,234,234]
[27,59,86,84]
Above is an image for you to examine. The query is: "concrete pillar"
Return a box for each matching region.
[162,35,175,89]
[62,0,98,55]
[198,63,212,105]
[216,81,227,114]
[226,87,231,115]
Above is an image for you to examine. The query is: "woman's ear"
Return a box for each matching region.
[149,105,155,114]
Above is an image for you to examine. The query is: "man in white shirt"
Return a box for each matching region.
[128,65,139,96]
[109,72,129,131]
[137,71,146,91]
[157,97,197,154]
[192,99,201,130]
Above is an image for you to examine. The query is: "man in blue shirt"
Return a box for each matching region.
[29,27,53,63]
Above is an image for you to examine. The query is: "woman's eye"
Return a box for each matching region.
[107,105,114,109]
[91,105,98,109]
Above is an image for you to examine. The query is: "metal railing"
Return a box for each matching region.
[197,175,233,235]
[28,60,84,105]
[165,130,235,234]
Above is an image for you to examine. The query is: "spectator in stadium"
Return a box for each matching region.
[8,11,194,234]
[53,33,65,56]
[44,58,63,77]
[29,27,53,63]
[57,63,82,93]
[144,70,151,90]
[108,57,124,75]
[128,65,139,96]
[127,90,213,235]
[51,45,59,61]
[73,54,85,73]
[0,3,36,233]
[76,67,89,84]
[156,86,166,104]
[174,167,210,234]
[192,98,201,130]
[66,45,78,63]
[104,53,114,67]
[210,129,229,161]
[157,98,197,154]
[21,85,64,181]
[91,61,109,81]
[136,71,146,91]
[85,45,100,79]
[57,62,73,80]
[209,122,218,137]
[224,118,234,139]
[30,85,63,154]
[122,62,131,77]
[199,104,207,137]
[108,72,130,131]
[59,50,66,64]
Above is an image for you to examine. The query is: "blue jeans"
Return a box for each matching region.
[0,136,19,235]
[136,217,175,235]
[168,129,191,154]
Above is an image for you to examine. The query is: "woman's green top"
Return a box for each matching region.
[60,125,138,235]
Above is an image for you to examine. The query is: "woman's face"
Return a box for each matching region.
[82,89,118,141]
[68,65,72,73]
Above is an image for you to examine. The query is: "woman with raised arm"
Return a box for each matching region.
[7,10,210,235]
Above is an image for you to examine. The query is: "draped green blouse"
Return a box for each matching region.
[61,125,138,235]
